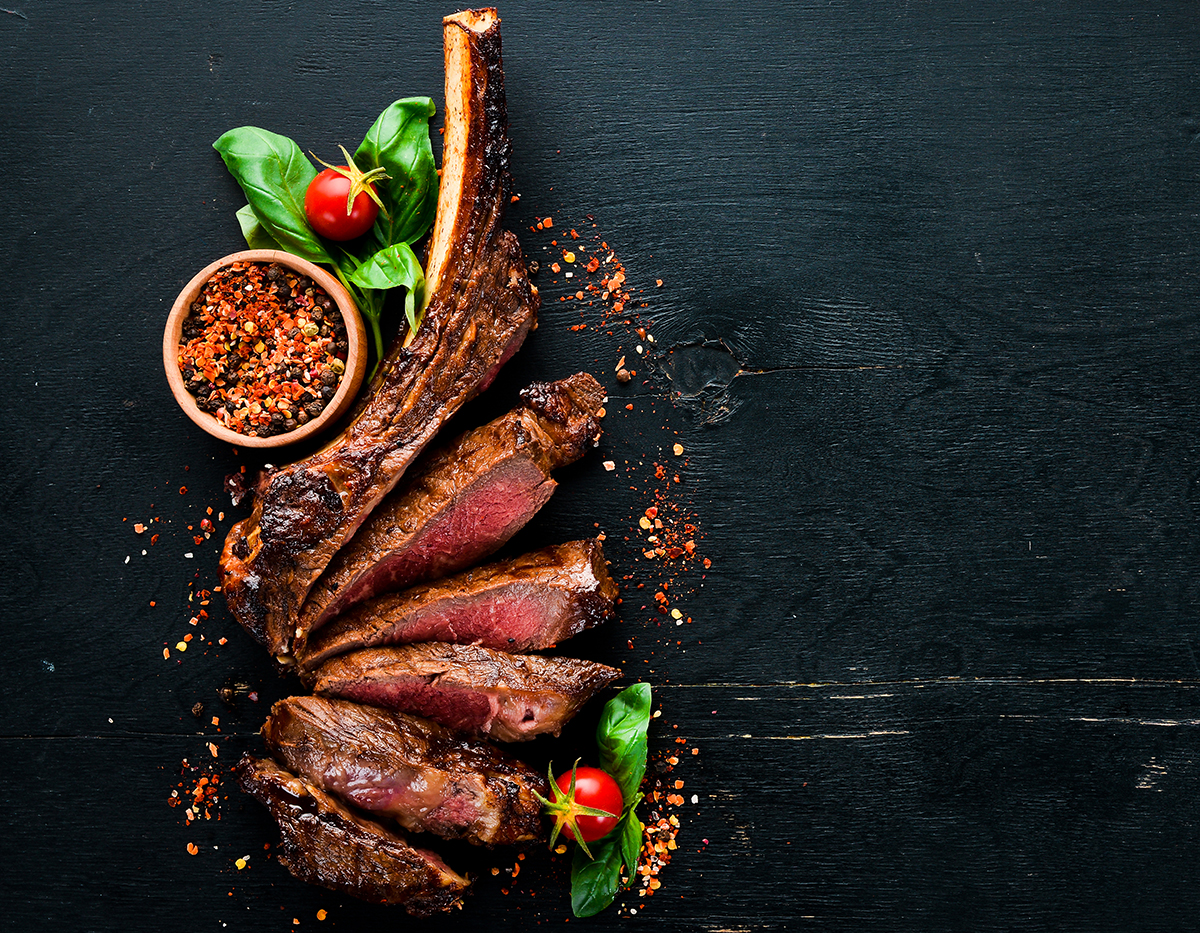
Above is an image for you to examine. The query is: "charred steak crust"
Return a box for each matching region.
[297,537,618,674]
[296,372,606,637]
[235,753,470,915]
[220,8,537,659]
[262,695,546,846]
[312,642,622,742]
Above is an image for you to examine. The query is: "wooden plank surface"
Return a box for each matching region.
[3,1,1199,930]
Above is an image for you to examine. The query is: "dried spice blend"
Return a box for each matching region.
[177,260,348,438]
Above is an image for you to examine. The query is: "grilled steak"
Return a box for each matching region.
[312,643,621,742]
[262,695,546,846]
[221,8,537,660]
[298,372,605,638]
[235,754,469,915]
[297,538,617,674]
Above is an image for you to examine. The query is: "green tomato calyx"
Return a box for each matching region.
[533,760,619,860]
[312,145,390,217]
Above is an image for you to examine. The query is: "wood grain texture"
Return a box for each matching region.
[2,1,1200,930]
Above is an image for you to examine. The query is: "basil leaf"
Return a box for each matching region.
[570,826,625,918]
[620,802,644,887]
[355,97,438,248]
[597,683,652,804]
[348,242,426,334]
[213,127,331,265]
[235,204,282,250]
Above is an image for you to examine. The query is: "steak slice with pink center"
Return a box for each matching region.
[235,753,469,915]
[295,372,605,642]
[262,695,546,846]
[297,537,617,675]
[312,643,621,742]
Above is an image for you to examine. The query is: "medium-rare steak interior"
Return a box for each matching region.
[297,537,618,673]
[220,7,537,660]
[312,642,622,742]
[297,372,606,638]
[236,754,471,916]
[262,695,547,846]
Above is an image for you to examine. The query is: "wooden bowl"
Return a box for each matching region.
[163,249,367,449]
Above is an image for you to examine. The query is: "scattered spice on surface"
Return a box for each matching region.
[177,261,348,438]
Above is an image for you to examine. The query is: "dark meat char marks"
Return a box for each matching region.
[262,696,546,846]
[298,538,618,673]
[235,754,469,916]
[313,643,622,742]
[220,8,537,659]
[298,371,606,636]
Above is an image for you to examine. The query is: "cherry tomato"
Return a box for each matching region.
[305,167,379,241]
[553,765,623,843]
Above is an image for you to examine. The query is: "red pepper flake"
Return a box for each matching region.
[187,842,199,855]
[176,261,348,439]
[179,486,188,495]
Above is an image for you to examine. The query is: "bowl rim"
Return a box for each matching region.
[162,249,367,449]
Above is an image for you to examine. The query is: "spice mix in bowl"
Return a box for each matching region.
[163,249,367,448]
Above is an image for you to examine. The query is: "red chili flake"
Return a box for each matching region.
[179,486,188,495]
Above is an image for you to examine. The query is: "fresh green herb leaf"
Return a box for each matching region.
[619,799,644,886]
[355,98,439,248]
[596,682,652,804]
[570,826,626,918]
[235,204,282,250]
[567,683,653,917]
[348,242,426,335]
[213,127,331,265]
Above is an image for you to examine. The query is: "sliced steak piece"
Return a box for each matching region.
[298,538,617,674]
[235,754,469,915]
[221,8,537,660]
[298,372,605,638]
[312,643,621,742]
[262,695,546,846]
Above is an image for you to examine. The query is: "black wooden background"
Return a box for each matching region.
[4,2,1200,930]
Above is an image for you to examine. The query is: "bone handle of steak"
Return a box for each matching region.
[218,9,536,659]
[295,372,606,637]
